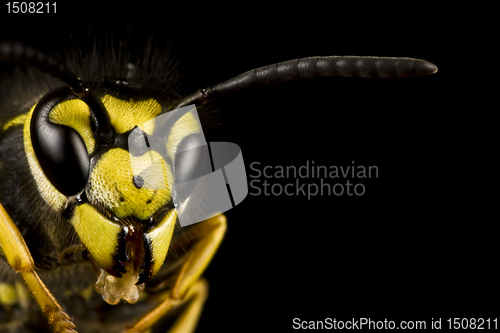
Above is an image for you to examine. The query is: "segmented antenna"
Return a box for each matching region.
[0,41,114,143]
[0,41,85,94]
[173,56,438,109]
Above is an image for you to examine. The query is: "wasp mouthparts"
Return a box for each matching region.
[94,225,153,304]
[95,266,145,305]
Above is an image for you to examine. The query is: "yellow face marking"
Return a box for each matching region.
[147,209,178,276]
[89,148,172,220]
[102,95,162,134]
[165,109,203,161]
[2,113,27,131]
[70,203,122,271]
[49,99,95,154]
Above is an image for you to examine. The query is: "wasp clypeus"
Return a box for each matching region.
[0,31,437,332]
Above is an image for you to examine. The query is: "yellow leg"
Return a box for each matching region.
[167,278,209,333]
[125,214,226,333]
[0,203,77,333]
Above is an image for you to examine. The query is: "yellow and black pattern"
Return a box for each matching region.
[0,31,224,333]
[0,26,439,333]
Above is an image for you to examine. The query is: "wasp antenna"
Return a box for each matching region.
[0,41,115,143]
[173,55,437,109]
[0,41,85,93]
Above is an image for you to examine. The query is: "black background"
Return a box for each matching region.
[1,3,495,332]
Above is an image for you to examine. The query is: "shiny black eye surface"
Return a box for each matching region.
[30,86,90,197]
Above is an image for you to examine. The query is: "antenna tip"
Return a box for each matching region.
[417,60,438,76]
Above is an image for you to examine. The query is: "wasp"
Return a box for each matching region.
[0,30,437,332]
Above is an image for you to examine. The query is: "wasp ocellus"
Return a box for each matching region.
[0,30,437,332]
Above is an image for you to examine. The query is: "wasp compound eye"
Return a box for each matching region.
[174,133,212,186]
[30,86,90,196]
